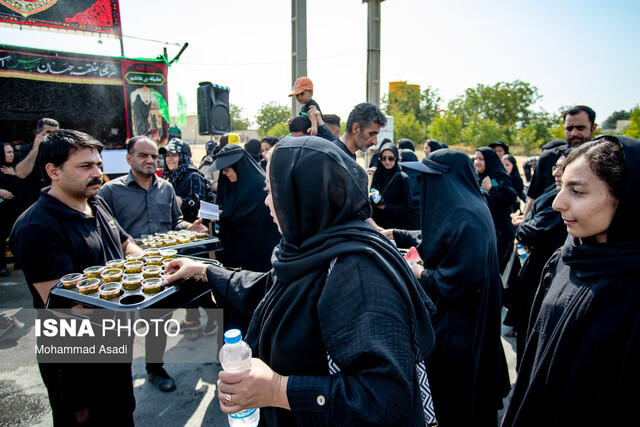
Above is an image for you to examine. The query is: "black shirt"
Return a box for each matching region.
[10,189,131,308]
[300,99,322,117]
[333,139,355,160]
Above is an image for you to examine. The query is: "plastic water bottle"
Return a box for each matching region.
[516,243,528,266]
[218,329,260,426]
[370,188,382,204]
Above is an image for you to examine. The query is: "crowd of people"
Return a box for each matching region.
[3,95,640,426]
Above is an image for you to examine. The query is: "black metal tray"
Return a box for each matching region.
[134,236,223,254]
[46,257,220,311]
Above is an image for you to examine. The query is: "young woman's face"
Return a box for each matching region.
[260,142,271,161]
[502,158,513,175]
[4,144,14,164]
[221,166,238,183]
[423,143,431,157]
[165,152,180,171]
[474,151,485,174]
[552,156,618,243]
[379,149,396,170]
[264,163,282,234]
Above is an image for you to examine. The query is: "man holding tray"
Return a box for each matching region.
[11,129,141,426]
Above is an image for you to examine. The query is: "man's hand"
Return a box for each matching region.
[187,218,208,233]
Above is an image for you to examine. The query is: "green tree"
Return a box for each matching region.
[460,113,507,148]
[448,80,541,140]
[602,110,631,130]
[383,83,441,127]
[429,112,463,146]
[267,122,290,138]
[255,102,290,137]
[624,106,640,138]
[514,119,553,152]
[230,103,251,131]
[393,111,427,145]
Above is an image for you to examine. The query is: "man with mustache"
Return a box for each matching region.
[99,135,208,392]
[10,129,142,425]
[522,105,596,216]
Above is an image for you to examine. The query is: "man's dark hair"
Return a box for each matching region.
[127,135,155,153]
[563,105,596,125]
[345,103,387,134]
[324,114,341,127]
[36,118,59,132]
[39,129,103,183]
[289,116,312,134]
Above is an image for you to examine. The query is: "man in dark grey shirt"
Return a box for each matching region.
[99,136,207,393]
[99,136,207,237]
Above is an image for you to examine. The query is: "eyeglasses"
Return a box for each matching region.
[380,156,396,162]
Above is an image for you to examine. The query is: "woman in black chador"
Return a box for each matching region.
[165,136,438,426]
[502,136,640,426]
[211,144,280,273]
[161,139,214,223]
[403,149,508,426]
[501,153,527,212]
[475,146,517,270]
[370,142,416,229]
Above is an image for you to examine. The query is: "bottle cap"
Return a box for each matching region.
[223,329,242,344]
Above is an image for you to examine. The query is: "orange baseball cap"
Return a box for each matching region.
[289,76,313,96]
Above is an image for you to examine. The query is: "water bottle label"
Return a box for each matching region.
[229,408,257,419]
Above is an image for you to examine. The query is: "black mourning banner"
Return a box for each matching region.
[0,0,122,36]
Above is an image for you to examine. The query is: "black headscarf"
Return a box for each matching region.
[562,135,640,278]
[162,140,200,188]
[427,140,444,152]
[246,135,435,390]
[503,154,525,198]
[397,139,415,151]
[244,138,262,164]
[476,146,512,187]
[371,142,401,192]
[400,149,418,163]
[212,144,280,272]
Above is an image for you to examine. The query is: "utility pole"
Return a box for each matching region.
[291,0,307,116]
[364,0,383,106]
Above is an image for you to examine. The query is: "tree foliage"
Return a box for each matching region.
[602,110,631,130]
[230,103,251,131]
[448,80,541,133]
[255,102,290,137]
[383,83,441,127]
[174,93,187,127]
[429,112,463,146]
[392,111,427,145]
[460,113,507,148]
[267,122,290,138]
[624,107,640,139]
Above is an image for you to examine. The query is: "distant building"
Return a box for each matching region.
[616,120,631,133]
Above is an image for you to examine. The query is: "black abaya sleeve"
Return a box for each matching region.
[393,229,422,250]
[204,265,272,317]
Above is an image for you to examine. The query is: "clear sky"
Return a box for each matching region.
[1,0,639,128]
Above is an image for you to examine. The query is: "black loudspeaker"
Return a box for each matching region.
[197,82,230,135]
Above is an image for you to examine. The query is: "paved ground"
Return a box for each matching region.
[0,263,517,426]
